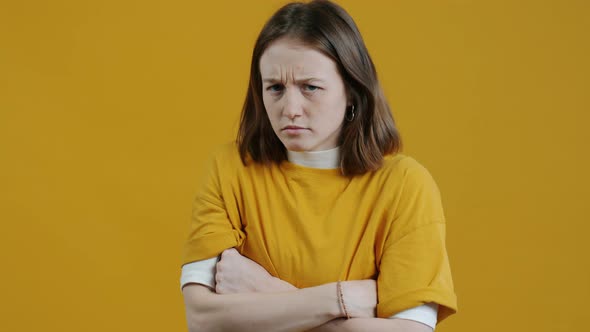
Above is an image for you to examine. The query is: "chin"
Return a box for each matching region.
[281,140,311,152]
[284,144,308,152]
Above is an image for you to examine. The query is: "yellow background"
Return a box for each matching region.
[1,0,588,331]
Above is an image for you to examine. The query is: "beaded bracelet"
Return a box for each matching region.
[337,281,351,319]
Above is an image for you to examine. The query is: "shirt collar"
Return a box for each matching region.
[287,146,340,169]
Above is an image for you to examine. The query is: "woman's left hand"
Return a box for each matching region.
[215,248,296,294]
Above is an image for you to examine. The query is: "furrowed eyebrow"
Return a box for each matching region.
[262,78,325,84]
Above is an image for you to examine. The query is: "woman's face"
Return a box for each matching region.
[259,38,348,152]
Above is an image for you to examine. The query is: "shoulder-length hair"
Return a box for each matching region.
[237,0,402,176]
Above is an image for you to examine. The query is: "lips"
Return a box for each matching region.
[282,125,307,130]
[281,125,309,135]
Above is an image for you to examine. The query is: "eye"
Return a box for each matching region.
[304,84,320,92]
[266,84,284,93]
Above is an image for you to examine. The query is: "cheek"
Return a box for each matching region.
[262,95,280,124]
[318,95,346,122]
[262,94,273,114]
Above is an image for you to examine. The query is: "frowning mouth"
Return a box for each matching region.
[282,125,308,130]
[281,125,309,134]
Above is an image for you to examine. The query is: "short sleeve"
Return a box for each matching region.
[376,161,457,323]
[181,146,245,265]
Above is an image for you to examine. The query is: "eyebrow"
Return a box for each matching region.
[262,77,325,84]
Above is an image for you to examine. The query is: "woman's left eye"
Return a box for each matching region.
[304,85,320,92]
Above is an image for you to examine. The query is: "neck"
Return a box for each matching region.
[287,146,340,169]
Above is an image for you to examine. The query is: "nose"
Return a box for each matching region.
[282,88,303,120]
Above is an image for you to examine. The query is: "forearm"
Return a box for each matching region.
[183,283,341,332]
[308,318,433,332]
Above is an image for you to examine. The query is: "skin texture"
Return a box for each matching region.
[183,282,343,332]
[215,248,296,294]
[260,37,349,152]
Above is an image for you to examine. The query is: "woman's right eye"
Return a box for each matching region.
[267,84,284,93]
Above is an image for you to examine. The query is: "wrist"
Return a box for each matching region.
[304,282,342,320]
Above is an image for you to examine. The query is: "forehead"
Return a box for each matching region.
[259,38,339,79]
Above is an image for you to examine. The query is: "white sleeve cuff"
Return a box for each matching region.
[180,256,219,291]
[389,302,438,329]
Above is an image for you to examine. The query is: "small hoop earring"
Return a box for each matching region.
[346,105,355,122]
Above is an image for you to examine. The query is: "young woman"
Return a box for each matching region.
[180,1,457,331]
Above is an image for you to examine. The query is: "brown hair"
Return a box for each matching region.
[237,0,402,176]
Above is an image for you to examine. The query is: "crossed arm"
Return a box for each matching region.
[182,249,433,332]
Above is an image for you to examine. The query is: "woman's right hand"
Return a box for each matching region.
[215,248,296,294]
[340,280,377,318]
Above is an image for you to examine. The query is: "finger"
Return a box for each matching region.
[214,270,224,293]
[215,262,223,283]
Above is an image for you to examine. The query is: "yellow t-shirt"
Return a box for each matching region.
[182,142,457,322]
